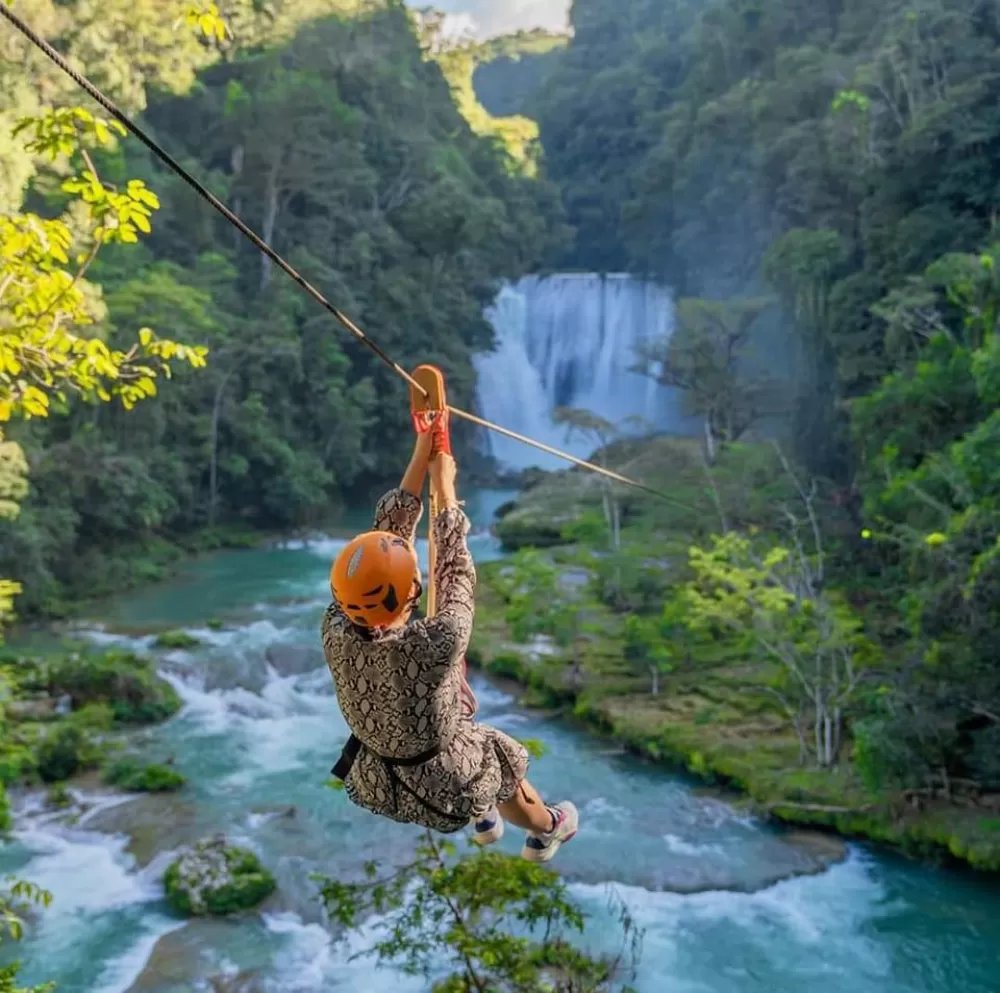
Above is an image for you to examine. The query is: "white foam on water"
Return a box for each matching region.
[75,626,155,652]
[295,532,503,573]
[186,618,288,649]
[252,597,329,617]
[262,910,427,993]
[3,816,179,993]
[582,796,629,823]
[468,679,515,710]
[12,824,157,913]
[92,916,187,993]
[12,785,135,834]
[162,659,342,786]
[662,833,725,857]
[299,534,428,565]
[568,849,893,989]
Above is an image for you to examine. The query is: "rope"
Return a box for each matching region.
[426,488,439,619]
[2,4,689,507]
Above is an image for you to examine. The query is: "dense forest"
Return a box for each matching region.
[519,0,999,811]
[0,0,565,617]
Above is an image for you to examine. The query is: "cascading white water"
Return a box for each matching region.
[474,274,687,470]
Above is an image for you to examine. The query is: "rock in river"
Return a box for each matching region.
[164,835,276,916]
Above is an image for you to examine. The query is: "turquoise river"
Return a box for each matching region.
[1,492,998,992]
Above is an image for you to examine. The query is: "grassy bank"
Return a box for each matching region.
[469,437,1000,873]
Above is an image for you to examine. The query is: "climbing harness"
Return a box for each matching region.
[331,732,468,829]
[1,3,693,509]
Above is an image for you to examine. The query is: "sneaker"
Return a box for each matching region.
[470,806,504,846]
[521,801,579,862]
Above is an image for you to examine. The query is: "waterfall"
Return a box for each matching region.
[474,273,686,470]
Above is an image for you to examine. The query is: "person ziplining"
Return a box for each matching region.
[323,367,578,860]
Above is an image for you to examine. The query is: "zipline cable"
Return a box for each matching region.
[3,4,688,507]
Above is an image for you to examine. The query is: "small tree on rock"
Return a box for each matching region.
[552,407,634,551]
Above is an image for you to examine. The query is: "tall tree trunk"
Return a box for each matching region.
[650,665,659,696]
[704,416,717,464]
[601,488,613,542]
[793,713,808,766]
[814,692,824,766]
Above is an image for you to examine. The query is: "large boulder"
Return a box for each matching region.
[163,835,276,916]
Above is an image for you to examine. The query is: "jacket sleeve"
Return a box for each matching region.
[372,488,423,543]
[401,504,476,671]
[431,505,476,642]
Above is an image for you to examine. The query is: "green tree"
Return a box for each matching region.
[850,244,1000,792]
[318,831,641,993]
[686,530,874,767]
[495,548,579,648]
[623,614,671,696]
[0,107,207,626]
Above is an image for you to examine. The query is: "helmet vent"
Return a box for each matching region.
[346,546,364,578]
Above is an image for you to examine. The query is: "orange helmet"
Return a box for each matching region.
[330,531,420,628]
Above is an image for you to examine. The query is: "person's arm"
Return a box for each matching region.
[371,431,434,541]
[400,428,434,499]
[395,453,474,668]
[425,454,475,652]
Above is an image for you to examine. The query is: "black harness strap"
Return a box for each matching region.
[331,734,443,778]
[330,734,362,781]
[331,733,468,829]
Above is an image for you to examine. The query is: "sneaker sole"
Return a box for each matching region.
[471,820,504,846]
[520,829,577,863]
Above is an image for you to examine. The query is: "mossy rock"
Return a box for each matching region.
[153,630,201,650]
[34,707,111,783]
[47,783,73,808]
[164,836,276,916]
[45,649,181,725]
[104,758,186,792]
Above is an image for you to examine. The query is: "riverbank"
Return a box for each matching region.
[468,436,1000,874]
[0,642,189,831]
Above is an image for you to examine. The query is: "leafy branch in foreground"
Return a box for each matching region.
[316,831,641,993]
[4,106,208,421]
[0,878,54,993]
